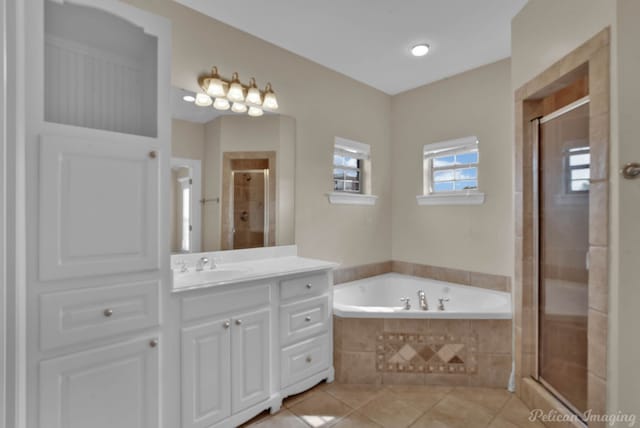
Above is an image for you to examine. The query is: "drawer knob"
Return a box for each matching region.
[148,150,157,159]
[149,338,159,348]
[306,283,312,289]
[306,356,312,363]
[305,316,312,322]
[223,321,230,329]
[235,319,242,325]
[103,309,113,317]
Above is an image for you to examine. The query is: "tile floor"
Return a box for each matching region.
[241,382,546,428]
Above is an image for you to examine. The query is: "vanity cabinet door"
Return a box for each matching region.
[39,134,160,280]
[181,318,232,428]
[231,308,271,413]
[39,337,159,428]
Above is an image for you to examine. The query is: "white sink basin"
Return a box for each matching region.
[173,267,251,288]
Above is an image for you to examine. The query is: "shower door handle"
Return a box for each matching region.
[621,162,640,179]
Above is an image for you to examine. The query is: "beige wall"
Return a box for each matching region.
[171,118,205,161]
[390,59,513,276]
[613,0,640,418]
[512,0,640,417]
[125,0,392,267]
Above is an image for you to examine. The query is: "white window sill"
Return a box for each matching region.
[327,192,378,206]
[416,192,485,206]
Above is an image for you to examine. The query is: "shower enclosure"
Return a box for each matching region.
[534,98,590,415]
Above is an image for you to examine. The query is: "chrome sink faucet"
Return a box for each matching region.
[438,297,450,311]
[417,290,428,310]
[400,297,411,310]
[196,257,209,271]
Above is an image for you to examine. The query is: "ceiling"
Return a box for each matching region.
[174,0,527,95]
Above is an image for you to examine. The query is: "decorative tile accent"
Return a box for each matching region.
[375,331,477,374]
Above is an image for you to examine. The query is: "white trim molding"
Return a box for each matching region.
[326,192,378,206]
[416,191,485,206]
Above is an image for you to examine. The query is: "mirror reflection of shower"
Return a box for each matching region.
[232,169,269,249]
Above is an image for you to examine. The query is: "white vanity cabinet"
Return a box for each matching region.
[180,283,273,428]
[178,268,334,428]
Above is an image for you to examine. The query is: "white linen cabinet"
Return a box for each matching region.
[24,1,171,427]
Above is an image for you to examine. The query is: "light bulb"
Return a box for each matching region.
[227,73,245,102]
[231,102,247,113]
[213,98,230,111]
[246,78,262,105]
[204,66,227,97]
[182,95,196,103]
[194,93,213,107]
[263,83,278,110]
[248,106,263,117]
[411,44,430,57]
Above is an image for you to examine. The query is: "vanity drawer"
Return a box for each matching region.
[182,283,270,323]
[281,334,330,388]
[279,273,329,302]
[40,280,160,351]
[280,296,329,346]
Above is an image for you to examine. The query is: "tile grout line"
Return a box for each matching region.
[484,394,515,427]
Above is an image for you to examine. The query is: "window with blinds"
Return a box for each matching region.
[333,137,370,193]
[423,136,479,194]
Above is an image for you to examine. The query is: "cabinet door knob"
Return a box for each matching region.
[306,356,312,363]
[305,316,312,322]
[235,319,242,325]
[149,338,159,348]
[148,150,157,159]
[223,321,230,329]
[103,308,113,317]
[306,283,312,289]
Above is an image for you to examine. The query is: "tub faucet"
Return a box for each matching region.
[196,257,209,271]
[417,290,428,310]
[400,297,411,310]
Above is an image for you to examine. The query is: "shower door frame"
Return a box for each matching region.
[513,28,610,421]
[532,96,591,418]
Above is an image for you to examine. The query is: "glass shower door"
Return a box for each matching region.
[537,101,590,414]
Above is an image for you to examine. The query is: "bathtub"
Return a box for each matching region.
[333,273,512,319]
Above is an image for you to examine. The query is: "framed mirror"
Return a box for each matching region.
[170,87,295,253]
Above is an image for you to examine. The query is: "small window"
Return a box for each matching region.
[333,137,370,194]
[423,136,479,194]
[566,146,590,193]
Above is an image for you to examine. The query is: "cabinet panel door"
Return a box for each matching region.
[39,134,160,280]
[231,308,270,413]
[181,319,231,428]
[39,337,159,428]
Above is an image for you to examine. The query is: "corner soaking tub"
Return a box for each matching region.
[333,273,512,319]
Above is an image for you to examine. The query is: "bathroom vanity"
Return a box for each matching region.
[173,246,336,428]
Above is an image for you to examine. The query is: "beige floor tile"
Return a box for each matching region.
[241,409,308,428]
[323,383,385,408]
[385,385,452,412]
[491,396,546,428]
[332,411,383,428]
[289,391,353,427]
[410,394,495,428]
[448,387,511,413]
[284,387,325,408]
[358,390,424,428]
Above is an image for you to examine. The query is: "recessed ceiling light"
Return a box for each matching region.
[411,44,430,57]
[182,94,196,102]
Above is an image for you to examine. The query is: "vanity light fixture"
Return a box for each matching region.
[194,92,213,107]
[213,97,230,111]
[411,43,430,57]
[182,94,196,103]
[231,102,248,113]
[248,106,264,117]
[196,66,279,117]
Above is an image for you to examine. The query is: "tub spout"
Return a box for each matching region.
[417,290,428,310]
